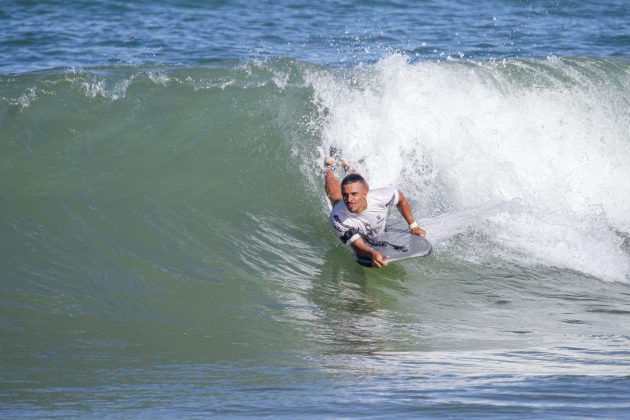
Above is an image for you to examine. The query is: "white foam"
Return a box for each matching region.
[147,71,170,86]
[309,54,630,282]
[80,77,131,100]
[11,86,38,109]
[64,69,133,100]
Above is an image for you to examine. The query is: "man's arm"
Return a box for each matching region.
[350,237,388,268]
[324,157,342,206]
[396,191,427,237]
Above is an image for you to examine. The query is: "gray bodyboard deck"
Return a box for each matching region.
[354,220,432,267]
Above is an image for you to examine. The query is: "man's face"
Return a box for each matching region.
[341,182,367,213]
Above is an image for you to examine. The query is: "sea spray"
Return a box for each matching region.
[308,54,630,282]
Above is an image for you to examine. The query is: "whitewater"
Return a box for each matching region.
[309,54,630,282]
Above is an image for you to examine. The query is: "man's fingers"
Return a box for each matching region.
[412,227,427,237]
[372,254,388,268]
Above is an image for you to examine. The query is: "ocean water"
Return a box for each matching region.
[1,0,630,418]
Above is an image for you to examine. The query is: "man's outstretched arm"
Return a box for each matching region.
[396,191,427,237]
[324,157,342,206]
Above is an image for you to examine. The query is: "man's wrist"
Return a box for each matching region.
[409,221,418,230]
[324,156,336,170]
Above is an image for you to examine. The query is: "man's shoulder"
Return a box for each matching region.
[368,187,399,207]
[330,202,362,226]
[329,201,348,219]
[368,186,396,196]
[329,203,357,233]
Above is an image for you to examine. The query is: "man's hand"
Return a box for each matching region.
[352,238,388,268]
[371,251,388,268]
[411,226,426,237]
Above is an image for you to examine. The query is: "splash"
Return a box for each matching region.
[308,54,630,282]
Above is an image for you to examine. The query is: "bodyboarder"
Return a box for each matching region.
[324,154,426,268]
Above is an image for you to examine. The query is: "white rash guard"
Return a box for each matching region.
[329,187,400,245]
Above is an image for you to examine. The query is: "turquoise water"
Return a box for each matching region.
[1,1,630,418]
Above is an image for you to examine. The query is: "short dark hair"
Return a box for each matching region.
[341,173,367,187]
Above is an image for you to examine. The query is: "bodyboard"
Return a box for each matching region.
[354,220,432,267]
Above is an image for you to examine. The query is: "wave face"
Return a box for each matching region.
[1,60,326,362]
[2,57,630,415]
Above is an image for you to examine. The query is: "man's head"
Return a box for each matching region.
[341,173,368,213]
